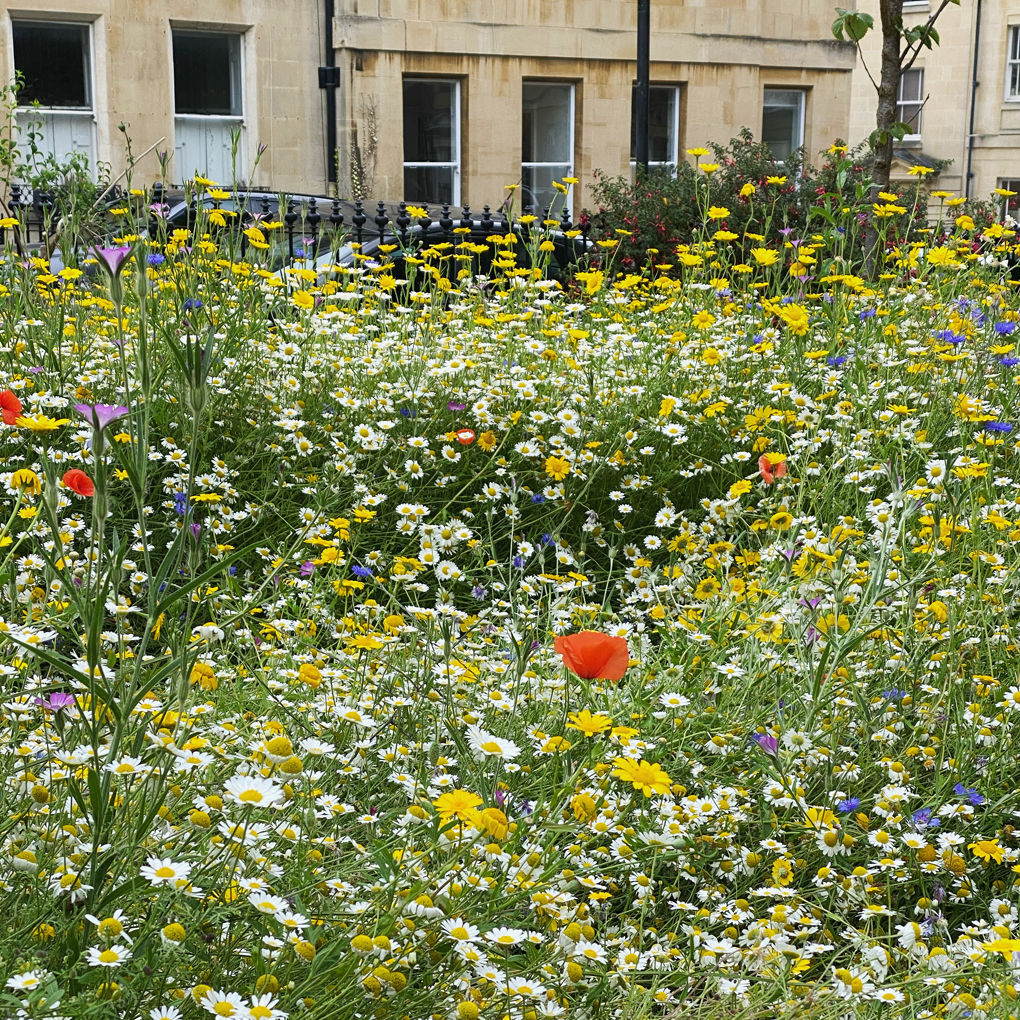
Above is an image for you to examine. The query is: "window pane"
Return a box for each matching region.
[1011,26,1020,61]
[522,83,572,164]
[404,165,454,206]
[403,81,455,164]
[631,86,676,163]
[762,90,803,161]
[898,68,923,102]
[899,103,922,133]
[1013,62,1020,99]
[13,23,89,108]
[173,32,240,116]
[522,164,571,215]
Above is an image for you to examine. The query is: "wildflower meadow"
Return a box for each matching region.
[4,155,1020,1020]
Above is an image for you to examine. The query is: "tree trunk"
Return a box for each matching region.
[867,0,903,277]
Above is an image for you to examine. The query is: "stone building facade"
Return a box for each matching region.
[0,0,857,211]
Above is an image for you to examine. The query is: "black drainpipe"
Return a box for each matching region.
[319,0,339,185]
[965,0,982,199]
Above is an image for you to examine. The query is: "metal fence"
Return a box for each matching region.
[4,183,596,267]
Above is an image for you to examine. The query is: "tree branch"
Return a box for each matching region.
[856,40,880,92]
[901,0,953,74]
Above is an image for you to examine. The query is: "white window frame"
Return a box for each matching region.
[762,88,806,164]
[896,67,924,141]
[1007,26,1020,101]
[999,178,1020,218]
[630,84,681,177]
[11,18,98,177]
[171,28,246,186]
[521,81,575,214]
[402,77,461,207]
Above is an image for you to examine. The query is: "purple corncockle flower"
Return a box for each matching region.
[779,227,795,237]
[36,692,74,712]
[781,548,797,561]
[92,246,132,276]
[754,733,778,754]
[494,789,506,807]
[28,366,43,374]
[799,597,821,609]
[76,403,129,431]
[300,560,315,577]
[149,203,171,219]
[448,401,466,411]
[190,523,202,539]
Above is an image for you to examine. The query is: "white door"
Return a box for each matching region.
[174,116,244,186]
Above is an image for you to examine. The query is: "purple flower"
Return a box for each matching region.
[149,203,171,219]
[448,401,466,411]
[76,403,129,431]
[28,366,43,374]
[92,246,132,276]
[190,523,202,539]
[36,692,74,712]
[754,733,778,754]
[300,560,315,577]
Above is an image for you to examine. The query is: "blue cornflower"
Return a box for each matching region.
[1001,357,1020,367]
[540,532,554,547]
[985,422,1013,433]
[860,309,876,320]
[183,298,203,310]
[531,493,546,504]
[147,253,165,267]
[828,355,847,367]
[837,797,860,813]
[954,782,985,806]
[511,556,523,569]
[995,321,1017,334]
[173,492,188,515]
[351,564,374,578]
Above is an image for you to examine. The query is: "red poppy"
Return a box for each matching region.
[554,631,630,681]
[758,454,787,485]
[455,429,476,445]
[62,469,95,497]
[0,389,22,426]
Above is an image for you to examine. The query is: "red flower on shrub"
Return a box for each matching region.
[554,631,630,681]
[62,469,95,497]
